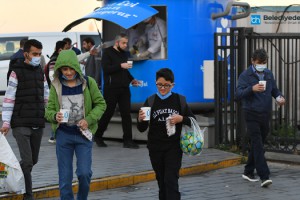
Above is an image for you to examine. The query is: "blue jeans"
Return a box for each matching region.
[56,125,93,200]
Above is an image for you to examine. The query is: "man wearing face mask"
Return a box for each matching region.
[94,33,140,148]
[235,48,285,188]
[0,39,49,200]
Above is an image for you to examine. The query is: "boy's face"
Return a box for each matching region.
[156,77,174,96]
[61,66,76,80]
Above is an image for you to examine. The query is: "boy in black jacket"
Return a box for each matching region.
[137,68,195,200]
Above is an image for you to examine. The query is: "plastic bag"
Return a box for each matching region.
[0,133,25,194]
[166,116,176,137]
[180,117,206,156]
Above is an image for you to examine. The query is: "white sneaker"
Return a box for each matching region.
[261,179,272,187]
[242,174,259,182]
[48,137,56,144]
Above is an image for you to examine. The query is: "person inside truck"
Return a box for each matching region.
[135,15,167,60]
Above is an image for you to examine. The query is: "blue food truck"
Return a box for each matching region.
[63,0,250,112]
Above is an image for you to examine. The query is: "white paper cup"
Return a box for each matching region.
[60,109,70,123]
[127,61,133,68]
[141,107,151,121]
[259,81,266,91]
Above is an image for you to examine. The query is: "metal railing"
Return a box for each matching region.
[214,27,300,154]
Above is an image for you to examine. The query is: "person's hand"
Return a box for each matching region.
[138,50,151,58]
[276,96,286,106]
[0,127,9,136]
[56,112,64,123]
[131,79,140,87]
[135,39,144,48]
[129,47,137,55]
[77,119,88,130]
[252,83,265,92]
[89,47,98,56]
[120,63,131,69]
[138,108,146,122]
[168,114,183,125]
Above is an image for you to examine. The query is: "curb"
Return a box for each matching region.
[0,156,242,200]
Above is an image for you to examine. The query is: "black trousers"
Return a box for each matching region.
[149,147,182,200]
[244,111,270,180]
[95,87,133,142]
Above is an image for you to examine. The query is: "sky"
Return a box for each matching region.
[1,0,299,34]
[0,0,103,34]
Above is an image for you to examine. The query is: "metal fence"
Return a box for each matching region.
[214,27,300,154]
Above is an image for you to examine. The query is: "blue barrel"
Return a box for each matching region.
[103,0,235,111]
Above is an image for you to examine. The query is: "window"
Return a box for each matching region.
[102,6,167,60]
[0,37,26,61]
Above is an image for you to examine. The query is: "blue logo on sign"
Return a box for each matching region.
[251,15,261,25]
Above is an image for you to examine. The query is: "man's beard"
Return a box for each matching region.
[117,46,125,52]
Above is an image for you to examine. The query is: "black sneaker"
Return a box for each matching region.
[94,138,107,147]
[261,179,272,187]
[242,173,259,182]
[123,141,139,149]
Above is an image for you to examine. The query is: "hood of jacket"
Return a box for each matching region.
[54,50,82,78]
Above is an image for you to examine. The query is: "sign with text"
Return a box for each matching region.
[63,1,158,31]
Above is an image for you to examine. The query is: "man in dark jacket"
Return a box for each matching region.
[7,38,28,84]
[1,39,49,200]
[235,48,285,188]
[94,33,140,148]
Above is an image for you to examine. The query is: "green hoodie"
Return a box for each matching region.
[45,50,106,135]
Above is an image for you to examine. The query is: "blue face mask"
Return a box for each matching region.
[29,56,41,67]
[156,91,172,100]
[255,64,267,72]
[62,73,77,80]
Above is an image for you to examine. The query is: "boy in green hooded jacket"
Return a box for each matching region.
[45,50,106,200]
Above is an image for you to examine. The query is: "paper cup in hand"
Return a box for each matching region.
[141,107,151,121]
[259,81,266,91]
[60,109,70,123]
[127,61,133,68]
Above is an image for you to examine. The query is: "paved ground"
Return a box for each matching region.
[45,162,300,200]
[0,123,241,199]
[1,122,300,199]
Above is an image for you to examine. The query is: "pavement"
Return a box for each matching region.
[0,122,300,200]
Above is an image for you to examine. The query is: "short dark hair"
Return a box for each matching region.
[63,37,72,45]
[20,38,28,48]
[252,48,268,63]
[55,41,67,52]
[23,39,43,53]
[83,37,95,45]
[156,68,174,83]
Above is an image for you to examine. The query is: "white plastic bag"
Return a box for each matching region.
[0,133,25,194]
[166,116,176,137]
[180,117,206,156]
